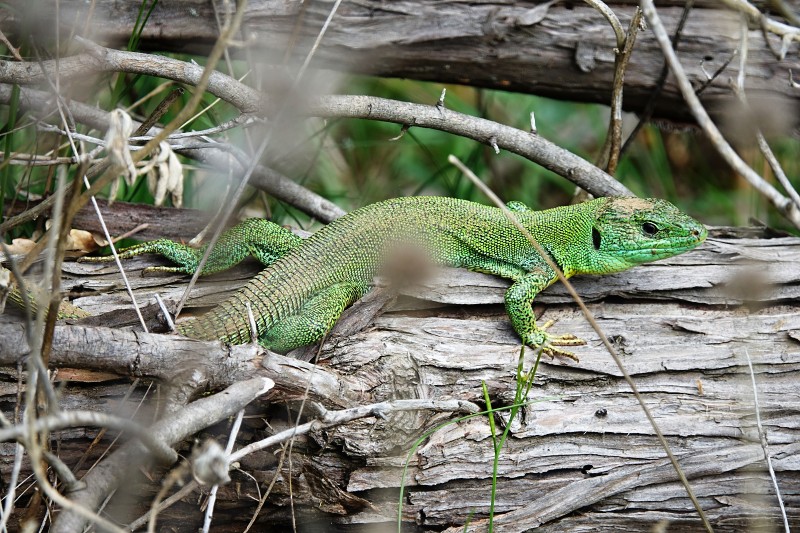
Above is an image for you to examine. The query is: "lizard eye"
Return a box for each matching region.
[641,222,658,236]
[592,227,602,250]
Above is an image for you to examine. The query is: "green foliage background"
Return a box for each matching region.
[1,49,798,238]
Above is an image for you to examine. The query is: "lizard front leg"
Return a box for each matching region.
[504,268,585,361]
[80,218,302,275]
[460,254,584,360]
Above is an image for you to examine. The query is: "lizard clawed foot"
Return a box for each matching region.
[527,320,586,362]
[539,343,582,362]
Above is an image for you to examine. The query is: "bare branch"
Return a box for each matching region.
[731,17,800,212]
[744,348,791,531]
[598,7,644,174]
[583,0,626,47]
[228,399,480,464]
[0,43,263,113]
[0,410,178,463]
[50,377,272,533]
[717,0,800,53]
[307,95,633,197]
[0,37,632,198]
[641,0,800,229]
[0,84,346,225]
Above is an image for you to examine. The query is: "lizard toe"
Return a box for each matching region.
[542,344,581,362]
[547,334,586,346]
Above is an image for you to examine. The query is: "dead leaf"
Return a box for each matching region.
[146,141,184,207]
[66,229,98,253]
[6,238,36,255]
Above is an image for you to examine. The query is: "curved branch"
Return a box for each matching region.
[0,39,632,198]
[717,0,800,48]
[0,410,178,463]
[583,0,626,47]
[0,40,264,113]
[0,84,346,225]
[306,95,633,197]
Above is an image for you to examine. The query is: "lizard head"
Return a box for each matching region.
[585,197,707,273]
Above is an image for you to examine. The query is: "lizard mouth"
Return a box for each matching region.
[635,227,707,258]
[610,225,707,262]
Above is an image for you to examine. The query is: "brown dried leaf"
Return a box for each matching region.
[66,228,98,253]
[6,238,36,255]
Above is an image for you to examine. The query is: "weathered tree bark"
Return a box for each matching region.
[1,226,798,531]
[10,0,800,130]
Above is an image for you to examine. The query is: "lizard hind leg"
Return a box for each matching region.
[258,282,366,353]
[239,218,303,267]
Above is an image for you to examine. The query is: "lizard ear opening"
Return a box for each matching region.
[592,227,602,250]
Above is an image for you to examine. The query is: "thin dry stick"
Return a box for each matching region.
[0,258,39,527]
[173,0,345,318]
[77,381,152,529]
[131,86,186,138]
[284,336,332,532]
[744,349,790,532]
[732,17,800,211]
[18,170,125,530]
[71,379,147,475]
[0,153,94,165]
[147,459,192,533]
[584,0,625,46]
[242,442,291,533]
[621,0,694,156]
[26,452,127,533]
[228,399,478,464]
[201,409,245,533]
[20,166,68,523]
[0,28,22,61]
[0,443,24,532]
[50,91,151,332]
[601,8,643,174]
[447,154,712,532]
[640,0,800,229]
[584,0,625,172]
[181,70,251,131]
[717,0,800,45]
[9,2,252,279]
[288,411,297,533]
[130,478,198,531]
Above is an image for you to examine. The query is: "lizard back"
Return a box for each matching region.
[175,196,547,345]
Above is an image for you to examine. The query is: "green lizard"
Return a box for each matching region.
[78,196,706,358]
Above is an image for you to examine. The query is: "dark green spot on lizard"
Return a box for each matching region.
[81,196,707,358]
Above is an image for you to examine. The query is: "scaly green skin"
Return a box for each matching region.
[109,196,704,358]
